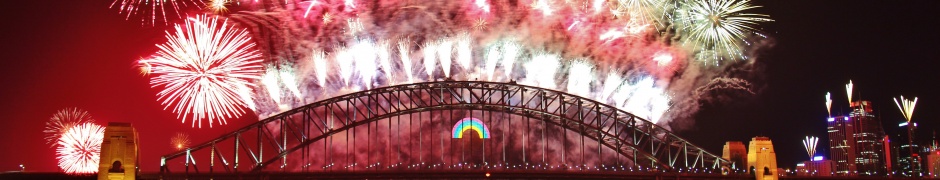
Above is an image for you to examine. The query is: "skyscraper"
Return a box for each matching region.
[827,100,887,176]
[896,121,922,177]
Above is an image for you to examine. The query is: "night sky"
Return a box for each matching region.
[2,0,939,173]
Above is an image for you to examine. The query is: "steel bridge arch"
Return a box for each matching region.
[160,81,731,174]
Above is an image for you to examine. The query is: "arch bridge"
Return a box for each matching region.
[159,81,734,176]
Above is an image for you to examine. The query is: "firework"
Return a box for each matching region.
[500,42,520,78]
[484,46,500,80]
[674,0,771,63]
[262,67,283,105]
[197,1,774,129]
[894,96,918,122]
[143,15,264,128]
[532,0,554,17]
[44,108,95,147]
[615,0,668,24]
[397,41,415,83]
[209,0,228,13]
[312,50,329,86]
[279,65,303,99]
[456,33,474,69]
[611,77,671,123]
[422,42,438,77]
[171,133,191,150]
[110,0,202,26]
[523,53,560,89]
[825,92,832,117]
[352,40,379,89]
[344,0,357,10]
[303,0,321,18]
[473,18,489,30]
[437,40,454,77]
[337,48,355,85]
[600,71,624,101]
[476,0,491,13]
[845,80,853,104]
[137,59,152,76]
[802,136,818,160]
[376,41,393,82]
[56,123,104,174]
[567,60,594,97]
[652,52,674,67]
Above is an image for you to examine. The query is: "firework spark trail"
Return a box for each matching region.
[484,46,500,81]
[845,80,853,104]
[456,33,474,69]
[171,132,191,150]
[279,65,303,99]
[262,67,283,105]
[137,60,153,76]
[802,136,818,159]
[437,40,454,77]
[611,77,670,123]
[500,42,520,79]
[56,123,104,174]
[312,50,329,86]
[652,52,674,67]
[600,71,624,101]
[236,83,257,111]
[825,92,832,117]
[303,0,321,18]
[422,42,438,77]
[44,108,95,147]
[397,41,415,83]
[523,53,560,89]
[566,60,594,97]
[533,0,554,17]
[894,96,918,122]
[377,41,393,82]
[144,15,263,128]
[353,40,379,89]
[209,0,228,13]
[337,48,355,85]
[674,0,771,63]
[110,0,202,26]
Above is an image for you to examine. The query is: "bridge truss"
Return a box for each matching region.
[160,81,733,175]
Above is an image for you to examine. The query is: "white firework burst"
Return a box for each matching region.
[674,0,771,64]
[143,15,264,128]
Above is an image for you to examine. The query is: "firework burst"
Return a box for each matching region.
[143,15,264,128]
[44,108,95,147]
[674,0,771,63]
[894,96,918,122]
[171,132,191,150]
[110,0,202,26]
[56,123,104,174]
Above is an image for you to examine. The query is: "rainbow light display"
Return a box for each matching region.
[451,118,490,139]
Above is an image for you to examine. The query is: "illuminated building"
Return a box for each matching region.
[724,141,747,170]
[795,156,834,176]
[927,149,940,178]
[826,100,887,176]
